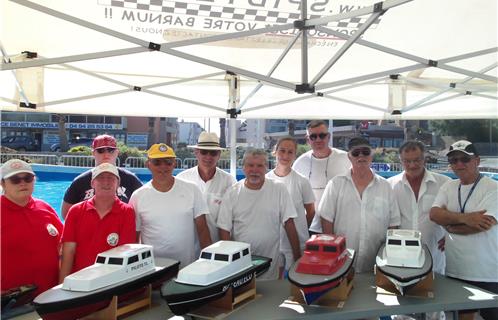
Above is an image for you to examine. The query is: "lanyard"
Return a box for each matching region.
[458,174,482,213]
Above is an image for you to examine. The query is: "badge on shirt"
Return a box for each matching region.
[46,224,59,237]
[107,233,119,246]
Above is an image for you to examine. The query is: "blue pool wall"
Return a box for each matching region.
[30,163,498,182]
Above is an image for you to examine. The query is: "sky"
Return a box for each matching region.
[179,117,221,135]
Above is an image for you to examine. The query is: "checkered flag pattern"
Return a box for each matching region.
[99,0,380,27]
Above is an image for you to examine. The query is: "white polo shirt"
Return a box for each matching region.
[130,179,209,267]
[266,169,315,263]
[217,178,298,280]
[177,166,236,243]
[319,170,400,273]
[432,175,498,282]
[388,170,451,274]
[293,148,351,233]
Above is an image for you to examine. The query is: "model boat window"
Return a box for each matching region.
[201,252,212,259]
[214,254,229,261]
[233,252,240,261]
[323,246,337,253]
[96,256,106,264]
[141,251,151,260]
[306,244,319,251]
[388,239,402,245]
[107,257,124,265]
[405,240,420,246]
[127,255,139,264]
[242,248,249,256]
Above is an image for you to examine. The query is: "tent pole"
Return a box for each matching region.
[229,119,237,178]
[301,0,309,85]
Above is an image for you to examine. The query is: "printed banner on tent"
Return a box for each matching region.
[97,0,382,47]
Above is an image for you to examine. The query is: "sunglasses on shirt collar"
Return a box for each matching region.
[350,147,372,157]
[8,174,35,184]
[308,133,329,141]
[95,147,116,154]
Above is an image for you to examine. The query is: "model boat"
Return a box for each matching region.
[375,229,433,295]
[1,284,37,309]
[34,244,180,320]
[288,234,355,305]
[161,241,271,315]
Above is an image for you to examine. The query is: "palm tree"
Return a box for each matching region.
[56,114,69,152]
[219,118,227,148]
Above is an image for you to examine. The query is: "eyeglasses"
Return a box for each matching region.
[8,174,35,184]
[199,149,220,156]
[448,155,472,165]
[401,158,424,165]
[350,147,371,157]
[96,147,116,154]
[308,133,329,141]
[151,158,176,166]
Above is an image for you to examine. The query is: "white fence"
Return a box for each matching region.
[5,153,493,173]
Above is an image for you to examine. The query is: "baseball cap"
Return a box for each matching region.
[446,140,478,157]
[1,159,35,180]
[92,135,117,150]
[188,132,225,150]
[147,143,176,159]
[91,163,120,180]
[348,136,371,150]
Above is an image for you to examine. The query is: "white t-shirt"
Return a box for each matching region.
[293,148,351,233]
[130,178,209,267]
[266,169,314,268]
[318,170,401,273]
[217,178,298,280]
[177,167,236,243]
[388,170,451,274]
[432,175,498,282]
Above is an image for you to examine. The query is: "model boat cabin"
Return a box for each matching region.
[62,244,156,292]
[385,229,424,268]
[296,234,348,275]
[175,241,252,286]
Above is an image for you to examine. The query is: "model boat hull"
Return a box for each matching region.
[375,244,433,295]
[288,249,355,305]
[33,258,179,320]
[161,255,271,315]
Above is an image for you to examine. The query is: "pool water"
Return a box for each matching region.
[33,180,72,220]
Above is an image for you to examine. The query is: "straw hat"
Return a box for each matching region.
[188,132,225,150]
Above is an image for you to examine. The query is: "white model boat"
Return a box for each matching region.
[376,229,433,295]
[162,241,271,315]
[63,244,156,292]
[34,244,180,320]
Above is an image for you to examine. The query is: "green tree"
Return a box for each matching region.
[430,119,498,142]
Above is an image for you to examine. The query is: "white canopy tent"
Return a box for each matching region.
[1,0,496,121]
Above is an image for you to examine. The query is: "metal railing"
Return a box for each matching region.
[3,153,493,173]
[0,153,59,165]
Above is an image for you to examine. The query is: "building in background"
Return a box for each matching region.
[177,120,204,145]
[0,111,178,151]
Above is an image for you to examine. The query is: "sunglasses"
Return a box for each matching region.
[199,149,220,156]
[9,174,35,184]
[96,147,116,154]
[401,158,424,165]
[448,155,472,165]
[350,147,372,157]
[309,133,329,141]
[151,158,175,166]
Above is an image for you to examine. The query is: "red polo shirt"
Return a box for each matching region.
[1,196,63,296]
[62,197,136,273]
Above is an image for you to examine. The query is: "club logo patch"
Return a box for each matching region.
[107,233,119,246]
[46,224,59,237]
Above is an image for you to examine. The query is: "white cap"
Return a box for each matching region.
[1,159,34,180]
[91,163,119,180]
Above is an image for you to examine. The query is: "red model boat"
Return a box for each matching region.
[288,234,355,305]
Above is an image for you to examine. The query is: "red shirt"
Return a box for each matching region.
[1,196,63,296]
[62,197,136,273]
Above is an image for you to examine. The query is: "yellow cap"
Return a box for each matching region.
[147,143,176,159]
